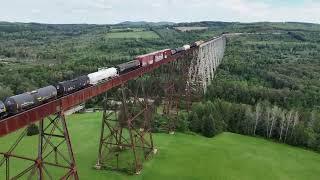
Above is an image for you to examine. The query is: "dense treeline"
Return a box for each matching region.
[185,100,320,151]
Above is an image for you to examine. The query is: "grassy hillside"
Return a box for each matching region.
[1,112,320,180]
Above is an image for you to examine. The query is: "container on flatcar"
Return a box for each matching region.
[183,44,191,50]
[116,60,140,74]
[0,101,6,114]
[88,67,117,85]
[30,85,57,103]
[56,75,90,95]
[4,93,36,114]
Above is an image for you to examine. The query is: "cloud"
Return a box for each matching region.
[0,0,319,24]
[31,9,41,14]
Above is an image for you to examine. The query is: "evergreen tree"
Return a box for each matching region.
[189,112,201,133]
[202,115,215,138]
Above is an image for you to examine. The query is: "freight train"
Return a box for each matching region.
[0,40,204,118]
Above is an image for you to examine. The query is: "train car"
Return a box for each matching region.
[191,40,204,48]
[30,85,58,103]
[135,53,154,67]
[174,47,185,53]
[154,51,164,63]
[116,60,140,74]
[56,75,90,96]
[183,44,191,50]
[0,101,6,116]
[88,67,117,85]
[154,49,172,62]
[163,49,172,59]
[4,93,36,114]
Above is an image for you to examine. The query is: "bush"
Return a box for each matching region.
[27,124,39,136]
[176,113,189,132]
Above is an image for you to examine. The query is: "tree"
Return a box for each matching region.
[27,124,39,136]
[279,110,286,141]
[201,115,215,138]
[189,112,201,133]
[269,105,280,138]
[253,102,262,135]
[245,106,254,135]
[0,85,13,100]
[176,113,189,132]
[284,110,293,143]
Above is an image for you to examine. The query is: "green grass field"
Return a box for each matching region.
[1,112,320,180]
[106,31,159,39]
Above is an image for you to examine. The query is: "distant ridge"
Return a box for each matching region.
[117,21,175,26]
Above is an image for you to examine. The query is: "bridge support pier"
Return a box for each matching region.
[162,83,179,134]
[95,82,155,174]
[0,112,79,180]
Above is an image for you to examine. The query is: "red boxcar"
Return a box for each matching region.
[135,49,172,66]
[135,53,154,67]
[162,49,172,59]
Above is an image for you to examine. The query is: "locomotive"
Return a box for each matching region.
[0,41,204,118]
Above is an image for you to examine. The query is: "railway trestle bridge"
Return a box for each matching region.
[0,35,226,179]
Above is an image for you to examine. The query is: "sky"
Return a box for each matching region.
[0,0,319,24]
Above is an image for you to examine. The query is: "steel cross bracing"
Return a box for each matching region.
[0,112,79,180]
[95,82,155,174]
[187,35,226,93]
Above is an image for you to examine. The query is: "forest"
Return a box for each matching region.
[0,21,320,152]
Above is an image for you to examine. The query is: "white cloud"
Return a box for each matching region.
[0,0,319,24]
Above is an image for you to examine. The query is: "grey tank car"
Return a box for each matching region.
[30,85,57,103]
[4,93,36,114]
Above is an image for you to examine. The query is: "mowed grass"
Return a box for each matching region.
[1,112,320,179]
[106,31,159,39]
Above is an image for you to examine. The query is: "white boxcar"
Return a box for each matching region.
[88,67,118,85]
[183,45,191,50]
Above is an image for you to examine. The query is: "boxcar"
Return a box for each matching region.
[116,60,140,74]
[135,53,154,67]
[163,49,172,59]
[154,49,171,62]
[4,93,36,114]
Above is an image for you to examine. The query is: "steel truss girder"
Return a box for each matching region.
[0,112,79,180]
